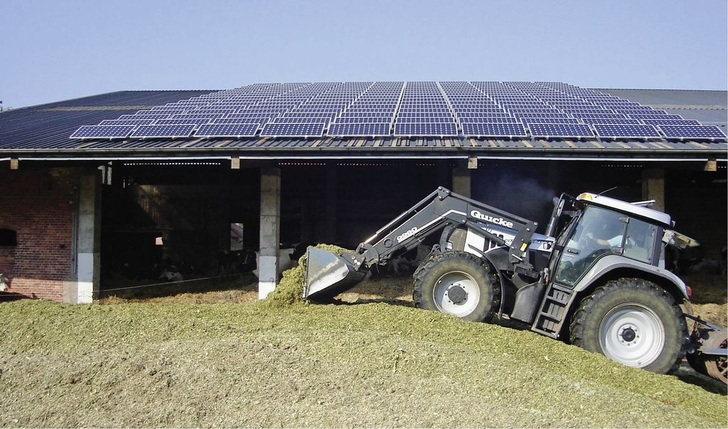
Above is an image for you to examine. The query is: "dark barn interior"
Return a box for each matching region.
[97,158,726,289]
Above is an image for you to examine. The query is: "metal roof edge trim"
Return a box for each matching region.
[12,155,722,163]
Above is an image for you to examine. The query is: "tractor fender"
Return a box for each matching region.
[572,254,689,302]
[476,246,519,317]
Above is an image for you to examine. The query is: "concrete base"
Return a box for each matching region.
[75,252,98,304]
[257,255,278,299]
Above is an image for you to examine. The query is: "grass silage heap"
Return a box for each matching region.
[0,244,725,427]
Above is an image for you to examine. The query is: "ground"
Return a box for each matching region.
[0,269,724,427]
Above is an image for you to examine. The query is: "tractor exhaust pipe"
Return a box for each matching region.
[303,247,367,300]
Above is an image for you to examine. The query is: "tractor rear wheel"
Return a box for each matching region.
[570,278,687,374]
[413,251,499,322]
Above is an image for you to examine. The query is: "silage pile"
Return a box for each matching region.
[261,244,353,308]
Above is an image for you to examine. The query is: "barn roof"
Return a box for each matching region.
[1,82,726,163]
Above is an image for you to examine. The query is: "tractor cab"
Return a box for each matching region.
[548,193,673,289]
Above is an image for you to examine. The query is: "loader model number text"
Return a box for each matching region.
[397,227,419,243]
[470,210,514,229]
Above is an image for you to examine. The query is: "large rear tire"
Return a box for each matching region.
[570,278,687,374]
[413,251,500,322]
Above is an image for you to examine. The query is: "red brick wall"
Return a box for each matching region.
[0,167,80,301]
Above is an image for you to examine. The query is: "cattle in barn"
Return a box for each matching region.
[252,243,308,278]
[216,249,256,275]
[387,245,432,275]
[668,245,727,276]
[156,259,184,282]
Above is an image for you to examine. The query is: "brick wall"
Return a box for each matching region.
[0,167,81,301]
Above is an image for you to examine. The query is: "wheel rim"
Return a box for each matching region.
[432,271,480,317]
[599,304,665,368]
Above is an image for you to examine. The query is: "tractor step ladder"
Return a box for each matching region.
[531,283,575,338]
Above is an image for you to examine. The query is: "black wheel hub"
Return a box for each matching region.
[620,327,637,342]
[447,284,468,304]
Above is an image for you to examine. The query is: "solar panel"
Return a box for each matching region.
[340,111,393,118]
[212,118,268,125]
[393,123,458,136]
[658,125,726,140]
[155,118,211,127]
[628,114,683,120]
[529,123,594,138]
[641,119,700,126]
[462,123,527,138]
[272,117,333,125]
[70,125,135,139]
[513,113,571,119]
[593,124,660,138]
[458,117,521,124]
[131,124,196,138]
[520,117,581,125]
[581,118,642,125]
[260,122,326,137]
[68,81,725,143]
[327,123,390,137]
[571,112,626,119]
[119,113,171,120]
[195,123,259,137]
[98,119,155,126]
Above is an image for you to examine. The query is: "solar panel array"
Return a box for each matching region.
[70,82,726,142]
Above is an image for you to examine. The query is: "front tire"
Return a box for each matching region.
[570,278,687,374]
[413,251,500,322]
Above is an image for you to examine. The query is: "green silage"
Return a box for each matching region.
[261,243,353,308]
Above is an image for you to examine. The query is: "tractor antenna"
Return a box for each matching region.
[598,186,618,196]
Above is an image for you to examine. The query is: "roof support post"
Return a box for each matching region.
[66,173,101,303]
[258,167,281,300]
[642,168,665,212]
[452,160,472,198]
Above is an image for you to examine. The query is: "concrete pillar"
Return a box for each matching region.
[642,169,665,212]
[258,168,281,299]
[69,174,100,304]
[452,162,472,197]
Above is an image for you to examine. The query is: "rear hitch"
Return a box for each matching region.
[685,313,727,384]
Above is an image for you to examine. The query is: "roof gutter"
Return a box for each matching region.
[12,155,726,163]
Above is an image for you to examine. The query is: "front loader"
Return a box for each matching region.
[303,187,727,383]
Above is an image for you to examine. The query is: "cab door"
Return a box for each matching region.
[552,206,627,287]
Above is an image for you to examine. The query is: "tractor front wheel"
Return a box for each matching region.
[570,278,687,374]
[413,251,500,322]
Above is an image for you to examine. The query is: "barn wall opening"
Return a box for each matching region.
[280,161,447,248]
[100,162,260,290]
[0,228,17,277]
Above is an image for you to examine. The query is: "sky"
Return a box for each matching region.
[1,0,726,109]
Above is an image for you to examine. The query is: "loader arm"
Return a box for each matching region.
[304,187,538,299]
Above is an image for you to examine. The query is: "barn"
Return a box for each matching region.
[0,81,725,303]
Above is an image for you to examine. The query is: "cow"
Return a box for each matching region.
[387,245,432,275]
[252,245,300,278]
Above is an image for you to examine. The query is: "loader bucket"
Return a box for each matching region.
[304,247,367,300]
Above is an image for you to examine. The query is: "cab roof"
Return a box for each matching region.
[576,193,673,227]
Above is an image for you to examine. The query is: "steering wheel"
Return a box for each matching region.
[578,231,600,254]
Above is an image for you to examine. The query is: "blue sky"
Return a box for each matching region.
[1,0,726,108]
